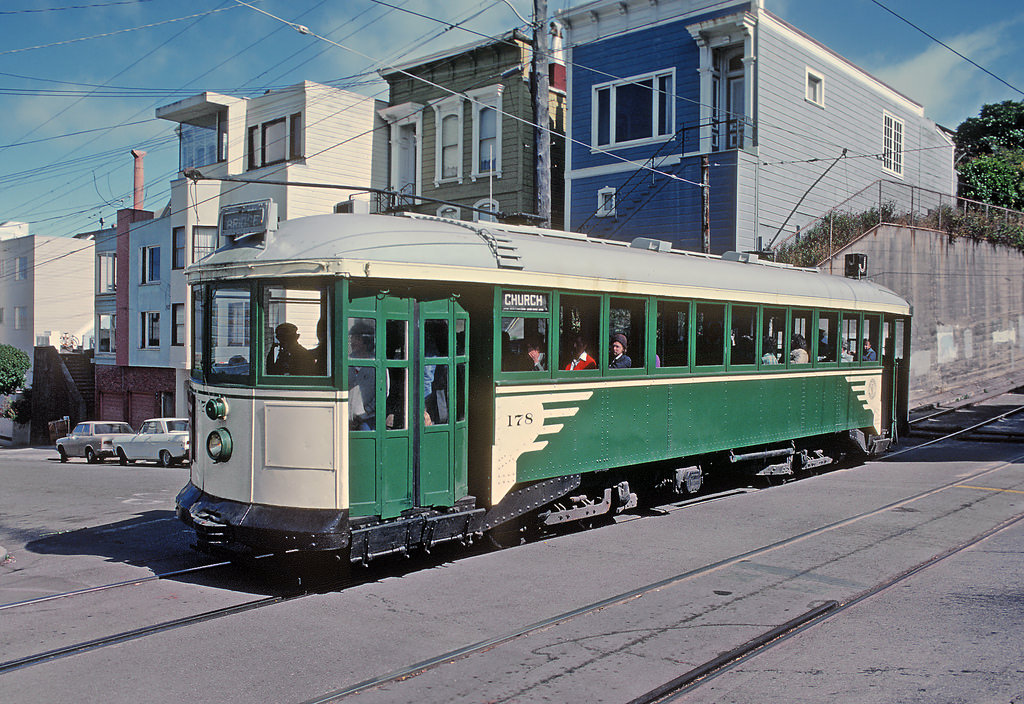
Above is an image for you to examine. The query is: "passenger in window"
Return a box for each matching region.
[610,333,632,369]
[818,329,834,362]
[564,336,597,370]
[523,338,546,371]
[841,341,855,362]
[862,338,877,361]
[311,318,328,375]
[761,337,780,365]
[348,323,376,430]
[266,322,315,375]
[790,334,809,364]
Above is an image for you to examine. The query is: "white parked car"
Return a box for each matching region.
[56,421,135,463]
[114,418,191,467]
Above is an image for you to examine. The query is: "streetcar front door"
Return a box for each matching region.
[346,291,468,520]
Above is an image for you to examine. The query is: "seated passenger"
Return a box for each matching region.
[609,333,632,369]
[761,337,780,365]
[790,334,809,364]
[564,336,597,370]
[522,338,546,371]
[862,338,877,361]
[266,322,316,375]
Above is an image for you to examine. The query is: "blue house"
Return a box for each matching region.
[559,0,955,253]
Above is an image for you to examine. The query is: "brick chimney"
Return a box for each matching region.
[130,149,146,210]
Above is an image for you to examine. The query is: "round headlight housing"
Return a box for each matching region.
[205,397,229,420]
[206,428,233,462]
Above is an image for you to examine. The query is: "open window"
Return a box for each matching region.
[656,299,689,369]
[559,294,600,371]
[609,297,645,370]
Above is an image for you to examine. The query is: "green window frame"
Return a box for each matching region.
[257,278,335,387]
[554,291,602,377]
[607,295,648,374]
[653,298,692,374]
[496,288,553,379]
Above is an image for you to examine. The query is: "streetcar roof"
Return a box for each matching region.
[186,213,910,314]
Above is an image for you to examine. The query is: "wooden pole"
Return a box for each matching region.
[702,155,710,253]
[533,0,551,228]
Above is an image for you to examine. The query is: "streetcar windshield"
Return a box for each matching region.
[210,286,251,381]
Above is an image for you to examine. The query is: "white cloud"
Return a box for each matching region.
[871,15,1024,127]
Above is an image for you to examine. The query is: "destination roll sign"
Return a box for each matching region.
[502,292,549,313]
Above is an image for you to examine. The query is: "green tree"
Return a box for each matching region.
[956,101,1024,210]
[0,344,31,396]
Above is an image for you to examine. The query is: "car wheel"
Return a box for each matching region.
[58,446,68,463]
[159,450,173,468]
[85,447,97,464]
[117,449,129,466]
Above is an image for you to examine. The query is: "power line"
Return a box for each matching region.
[869,0,1024,98]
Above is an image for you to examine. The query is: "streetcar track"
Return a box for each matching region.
[5,417,1019,683]
[299,444,1024,704]
[636,509,1024,703]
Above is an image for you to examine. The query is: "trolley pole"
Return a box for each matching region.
[533,0,552,228]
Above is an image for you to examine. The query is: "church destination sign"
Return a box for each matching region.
[502,292,549,313]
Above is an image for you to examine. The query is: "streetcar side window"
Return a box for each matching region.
[730,305,757,366]
[862,315,881,363]
[191,285,205,379]
[501,316,548,372]
[210,286,251,381]
[790,310,811,365]
[264,285,329,377]
[841,313,860,362]
[656,299,689,369]
[609,297,645,370]
[559,294,600,371]
[761,307,785,366]
[817,311,839,362]
[695,303,725,367]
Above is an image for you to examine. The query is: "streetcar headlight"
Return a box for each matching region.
[206,428,233,462]
[205,397,229,420]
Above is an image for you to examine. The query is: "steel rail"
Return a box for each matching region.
[888,403,1024,458]
[0,559,234,612]
[299,448,1024,704]
[641,510,1024,703]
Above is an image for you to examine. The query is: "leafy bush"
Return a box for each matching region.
[0,344,30,396]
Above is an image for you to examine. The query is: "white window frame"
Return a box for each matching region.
[98,314,115,353]
[141,311,160,349]
[596,187,617,218]
[378,102,424,200]
[433,96,464,186]
[436,205,462,220]
[172,303,185,347]
[97,251,116,293]
[141,245,160,284]
[15,256,28,281]
[592,68,675,150]
[468,85,504,180]
[473,198,499,223]
[192,225,217,263]
[14,306,27,330]
[882,111,905,178]
[805,68,825,108]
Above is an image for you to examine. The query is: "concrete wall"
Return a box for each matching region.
[824,224,1024,407]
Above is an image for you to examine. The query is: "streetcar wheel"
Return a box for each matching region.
[117,449,129,466]
[85,447,97,464]
[58,446,68,463]
[159,450,173,468]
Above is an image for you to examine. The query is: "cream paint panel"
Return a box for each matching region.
[253,399,340,509]
[200,392,256,504]
[263,402,338,469]
[849,373,883,435]
[492,391,593,504]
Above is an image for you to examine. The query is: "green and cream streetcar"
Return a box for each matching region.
[177,208,910,562]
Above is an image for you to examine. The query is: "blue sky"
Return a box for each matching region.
[2,0,1022,239]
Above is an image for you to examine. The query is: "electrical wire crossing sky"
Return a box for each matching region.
[1,0,1022,240]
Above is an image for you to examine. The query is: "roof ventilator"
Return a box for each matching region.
[629,237,672,252]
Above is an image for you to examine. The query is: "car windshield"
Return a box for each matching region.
[95,423,132,434]
[167,420,189,432]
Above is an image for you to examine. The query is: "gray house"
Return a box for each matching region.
[560,0,956,253]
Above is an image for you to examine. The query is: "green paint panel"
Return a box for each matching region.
[513,374,876,482]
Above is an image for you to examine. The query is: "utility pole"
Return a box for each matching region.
[701,155,710,253]
[533,0,551,228]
